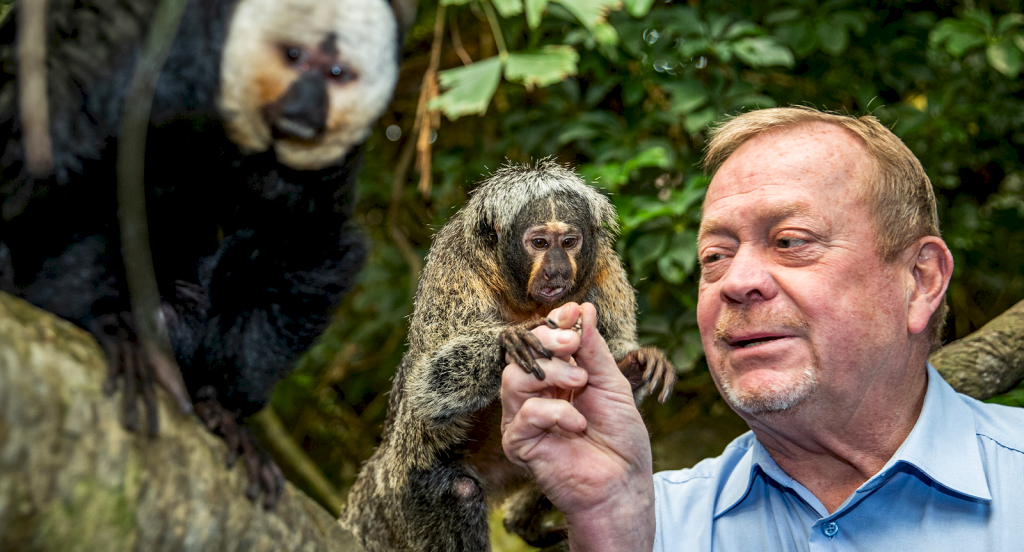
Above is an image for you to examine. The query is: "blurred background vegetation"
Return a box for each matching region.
[266,0,1024,547]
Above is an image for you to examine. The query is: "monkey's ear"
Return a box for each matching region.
[476,217,499,247]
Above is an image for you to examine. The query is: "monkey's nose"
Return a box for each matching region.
[271,72,328,140]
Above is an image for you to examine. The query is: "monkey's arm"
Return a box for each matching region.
[587,247,675,403]
[198,226,365,415]
[404,323,510,425]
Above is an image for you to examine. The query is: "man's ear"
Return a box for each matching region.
[907,237,954,336]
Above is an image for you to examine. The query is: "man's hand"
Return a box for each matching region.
[501,302,655,552]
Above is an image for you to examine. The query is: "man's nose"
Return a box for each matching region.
[718,245,778,304]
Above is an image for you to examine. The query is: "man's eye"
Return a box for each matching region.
[778,237,806,249]
[532,238,549,249]
[702,253,724,264]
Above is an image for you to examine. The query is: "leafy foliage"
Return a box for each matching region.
[269,0,1024,547]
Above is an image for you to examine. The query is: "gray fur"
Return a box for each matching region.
[342,160,668,551]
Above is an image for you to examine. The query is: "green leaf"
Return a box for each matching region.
[683,106,717,134]
[817,20,849,56]
[987,39,1024,77]
[623,0,654,17]
[428,57,504,120]
[930,20,987,56]
[525,0,549,28]
[732,36,795,67]
[624,146,670,172]
[491,0,523,17]
[630,233,668,275]
[552,0,621,30]
[996,13,1024,35]
[662,81,710,115]
[765,8,801,25]
[440,0,472,4]
[658,229,698,283]
[505,46,580,89]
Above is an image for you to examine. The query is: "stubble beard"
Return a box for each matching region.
[713,305,820,416]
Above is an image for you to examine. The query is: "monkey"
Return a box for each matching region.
[0,0,416,507]
[341,160,675,551]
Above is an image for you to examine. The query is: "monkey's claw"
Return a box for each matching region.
[618,347,676,403]
[500,323,553,380]
[97,312,192,437]
[194,393,286,510]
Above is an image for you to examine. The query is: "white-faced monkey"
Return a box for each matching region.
[342,160,675,551]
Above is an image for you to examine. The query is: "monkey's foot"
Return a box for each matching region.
[194,395,286,510]
[501,319,555,380]
[618,347,676,403]
[97,313,193,437]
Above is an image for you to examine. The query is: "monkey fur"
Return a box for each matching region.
[0,0,412,506]
[342,161,675,551]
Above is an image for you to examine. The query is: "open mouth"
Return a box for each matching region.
[734,336,786,348]
[537,286,566,301]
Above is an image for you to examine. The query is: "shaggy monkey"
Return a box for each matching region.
[342,161,675,551]
[0,0,415,506]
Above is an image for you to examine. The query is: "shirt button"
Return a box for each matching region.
[823,522,839,538]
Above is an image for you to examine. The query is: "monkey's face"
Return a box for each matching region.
[521,222,583,305]
[218,0,400,170]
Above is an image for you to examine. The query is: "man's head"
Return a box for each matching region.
[696,107,953,418]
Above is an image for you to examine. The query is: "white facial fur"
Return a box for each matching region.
[219,0,399,170]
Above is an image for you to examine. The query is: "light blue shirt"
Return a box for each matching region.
[653,365,1024,551]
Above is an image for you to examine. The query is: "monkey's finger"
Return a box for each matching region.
[523,332,554,360]
[657,371,676,403]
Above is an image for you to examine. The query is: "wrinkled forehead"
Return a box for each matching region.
[702,123,873,217]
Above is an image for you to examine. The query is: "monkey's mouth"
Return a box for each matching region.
[535,286,567,303]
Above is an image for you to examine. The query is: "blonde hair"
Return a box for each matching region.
[704,106,947,350]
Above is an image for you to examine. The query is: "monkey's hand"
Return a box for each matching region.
[194,390,286,510]
[618,347,676,404]
[500,319,555,380]
[96,311,194,437]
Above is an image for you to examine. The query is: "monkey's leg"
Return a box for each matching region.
[404,461,491,551]
[618,346,676,404]
[502,485,567,549]
[193,388,286,509]
[500,318,555,380]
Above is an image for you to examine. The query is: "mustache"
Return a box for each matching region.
[714,306,810,347]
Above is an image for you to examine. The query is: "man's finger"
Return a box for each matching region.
[574,303,631,393]
[502,397,587,465]
[501,359,588,423]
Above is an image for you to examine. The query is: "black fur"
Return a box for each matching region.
[0,0,394,436]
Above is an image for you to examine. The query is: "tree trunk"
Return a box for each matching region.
[930,299,1024,400]
[0,291,361,552]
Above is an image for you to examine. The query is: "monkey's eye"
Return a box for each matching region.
[284,47,306,64]
[562,237,578,248]
[328,64,356,83]
[531,238,549,249]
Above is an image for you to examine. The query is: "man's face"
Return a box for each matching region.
[696,123,912,418]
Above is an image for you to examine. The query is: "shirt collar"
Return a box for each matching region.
[712,363,991,518]
[863,364,992,501]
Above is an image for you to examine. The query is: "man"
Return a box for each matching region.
[500,106,1024,551]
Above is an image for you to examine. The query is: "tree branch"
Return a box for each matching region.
[930,298,1024,400]
[0,292,361,551]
